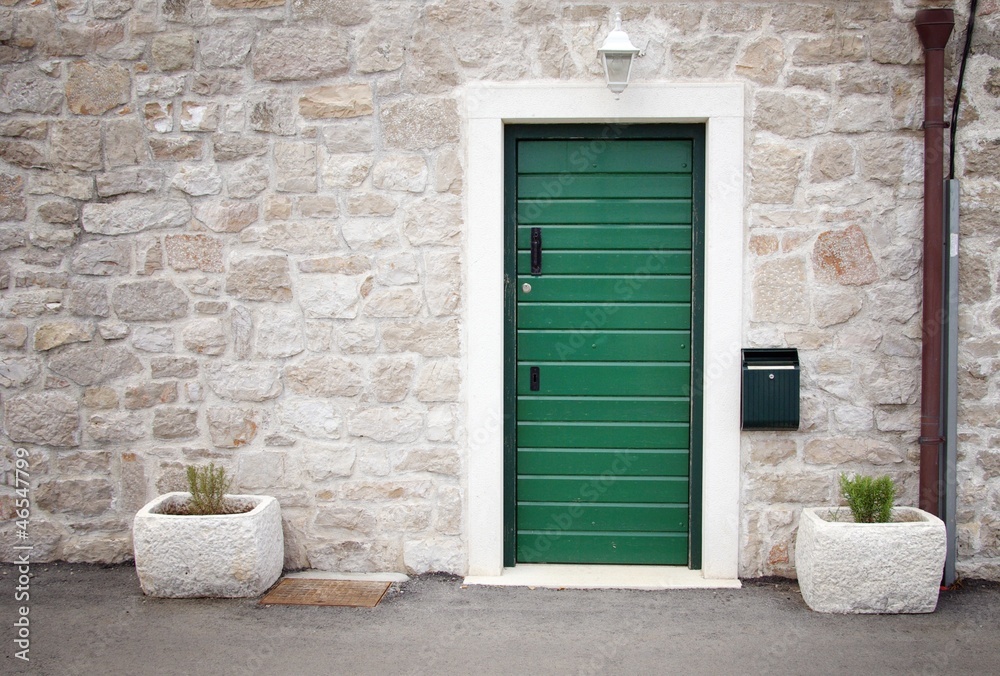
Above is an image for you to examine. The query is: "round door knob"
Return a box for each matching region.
[522,283,532,293]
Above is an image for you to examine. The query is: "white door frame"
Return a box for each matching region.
[463,82,744,581]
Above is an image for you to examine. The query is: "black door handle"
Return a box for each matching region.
[530,227,542,276]
[530,366,540,391]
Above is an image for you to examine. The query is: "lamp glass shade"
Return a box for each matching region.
[603,53,634,94]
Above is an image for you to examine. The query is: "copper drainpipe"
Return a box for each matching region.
[915,9,954,517]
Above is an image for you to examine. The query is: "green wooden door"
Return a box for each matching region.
[507,126,704,566]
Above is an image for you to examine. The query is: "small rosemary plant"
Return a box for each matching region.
[186,463,233,515]
[839,473,896,523]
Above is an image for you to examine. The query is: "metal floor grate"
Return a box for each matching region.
[259,578,391,608]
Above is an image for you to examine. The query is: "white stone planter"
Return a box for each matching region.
[133,492,284,598]
[796,507,946,614]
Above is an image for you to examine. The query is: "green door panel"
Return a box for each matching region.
[517,449,690,476]
[510,128,702,567]
[518,174,693,200]
[517,140,692,174]
[516,532,689,565]
[516,276,691,303]
[517,225,692,250]
[517,476,689,503]
[516,397,690,422]
[517,304,691,330]
[518,199,694,225]
[517,330,690,362]
[517,504,689,532]
[517,421,690,449]
[517,251,691,275]
[515,363,690,396]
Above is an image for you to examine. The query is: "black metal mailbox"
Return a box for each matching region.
[741,348,800,430]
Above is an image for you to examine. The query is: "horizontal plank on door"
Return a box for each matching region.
[517,224,692,250]
[517,139,692,174]
[517,421,690,449]
[518,174,693,200]
[518,199,693,225]
[516,396,690,422]
[517,330,690,362]
[517,503,689,532]
[515,532,689,565]
[515,363,690,396]
[517,475,689,503]
[516,275,690,303]
[517,448,690,475]
[517,251,691,275]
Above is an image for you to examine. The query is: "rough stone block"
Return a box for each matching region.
[4,392,80,447]
[381,98,460,150]
[253,27,349,81]
[225,254,292,302]
[812,225,879,286]
[205,362,282,402]
[48,344,141,386]
[165,234,224,273]
[254,307,305,359]
[66,61,130,114]
[82,197,191,236]
[299,84,373,119]
[152,407,199,440]
[207,406,260,448]
[285,355,363,397]
[35,478,112,516]
[33,320,94,351]
[112,280,189,320]
[279,396,342,439]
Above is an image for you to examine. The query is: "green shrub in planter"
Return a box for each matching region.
[839,473,896,523]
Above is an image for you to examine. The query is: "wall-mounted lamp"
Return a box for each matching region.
[598,12,642,94]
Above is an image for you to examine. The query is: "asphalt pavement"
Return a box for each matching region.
[2,562,999,675]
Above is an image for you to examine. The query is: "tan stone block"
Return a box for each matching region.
[299,195,339,219]
[357,19,406,73]
[803,437,904,466]
[149,137,203,161]
[83,386,118,410]
[213,135,269,162]
[748,234,779,256]
[671,36,740,78]
[748,437,797,465]
[37,198,77,224]
[66,61,129,115]
[180,101,219,132]
[4,392,80,447]
[35,478,111,517]
[285,355,363,397]
[278,396,342,440]
[225,254,292,302]
[403,196,461,246]
[34,320,94,351]
[253,27,349,81]
[181,319,227,356]
[424,251,460,316]
[299,84,373,119]
[752,257,809,324]
[152,407,199,440]
[382,319,459,357]
[263,195,292,221]
[370,356,416,403]
[748,471,833,504]
[297,274,362,319]
[143,102,173,133]
[211,0,283,7]
[750,143,805,204]
[323,120,374,153]
[754,90,830,138]
[241,220,342,254]
[298,255,370,275]
[811,140,855,182]
[254,306,304,359]
[962,138,1000,178]
[0,173,25,221]
[274,142,317,193]
[348,407,423,443]
[793,36,866,66]
[207,406,260,448]
[381,98,460,151]
[830,95,892,133]
[735,37,785,85]
[346,192,397,216]
[50,120,101,171]
[415,359,460,403]
[124,382,178,410]
[151,32,195,71]
[362,287,421,318]
[315,506,375,533]
[194,200,259,233]
[0,322,27,348]
[321,154,372,189]
[339,479,434,501]
[814,288,863,327]
[812,224,878,286]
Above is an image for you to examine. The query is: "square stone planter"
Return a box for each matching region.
[133,492,284,598]
[795,506,946,614]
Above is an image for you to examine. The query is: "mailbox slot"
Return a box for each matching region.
[741,348,800,431]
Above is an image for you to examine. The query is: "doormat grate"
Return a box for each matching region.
[259,579,391,608]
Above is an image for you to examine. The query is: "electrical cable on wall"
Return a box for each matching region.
[949,0,979,180]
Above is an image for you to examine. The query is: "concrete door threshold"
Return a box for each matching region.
[464,564,742,590]
[284,570,410,583]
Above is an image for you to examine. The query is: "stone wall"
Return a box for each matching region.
[1,0,998,579]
